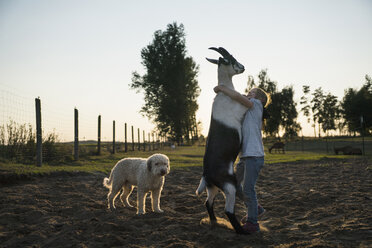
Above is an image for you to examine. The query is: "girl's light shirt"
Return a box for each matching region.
[240,98,264,158]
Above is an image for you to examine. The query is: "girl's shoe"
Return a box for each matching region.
[242,221,260,234]
[241,204,265,224]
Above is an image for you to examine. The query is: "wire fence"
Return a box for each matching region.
[0,84,167,165]
[1,84,370,165]
[265,136,372,156]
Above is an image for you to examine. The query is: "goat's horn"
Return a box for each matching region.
[206,58,218,64]
[217,47,231,58]
[208,47,231,59]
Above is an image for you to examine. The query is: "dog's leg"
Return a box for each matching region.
[137,188,147,214]
[151,188,163,213]
[223,183,247,234]
[108,184,121,211]
[205,185,218,223]
[120,185,134,208]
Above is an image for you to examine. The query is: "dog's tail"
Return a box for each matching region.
[103,177,112,188]
[195,177,207,196]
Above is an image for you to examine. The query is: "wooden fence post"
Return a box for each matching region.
[152,133,155,150]
[124,123,128,152]
[112,120,116,154]
[131,126,134,151]
[148,133,151,151]
[74,108,79,160]
[137,128,140,151]
[97,115,101,155]
[35,98,42,167]
[143,130,146,151]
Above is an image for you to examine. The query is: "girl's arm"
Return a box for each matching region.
[214,85,253,108]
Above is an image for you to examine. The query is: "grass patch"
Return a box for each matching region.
[264,151,357,164]
[0,145,369,179]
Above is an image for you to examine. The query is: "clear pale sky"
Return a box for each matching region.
[1,0,371,141]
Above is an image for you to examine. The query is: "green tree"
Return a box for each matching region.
[300,85,311,123]
[341,75,372,135]
[280,86,301,139]
[302,86,341,137]
[300,85,313,136]
[320,92,340,135]
[246,70,300,138]
[246,69,279,136]
[130,23,200,143]
[311,87,325,137]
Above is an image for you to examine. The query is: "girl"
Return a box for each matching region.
[213,85,271,234]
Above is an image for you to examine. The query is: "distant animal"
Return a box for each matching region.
[269,142,285,154]
[103,153,170,214]
[334,146,362,155]
[196,47,248,234]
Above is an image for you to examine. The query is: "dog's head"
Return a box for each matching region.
[147,153,170,176]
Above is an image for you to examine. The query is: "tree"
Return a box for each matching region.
[246,70,300,138]
[300,85,313,136]
[130,23,200,143]
[311,87,325,137]
[306,87,341,137]
[280,86,301,139]
[300,85,311,123]
[320,92,339,135]
[341,75,372,135]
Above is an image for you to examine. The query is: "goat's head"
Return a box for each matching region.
[206,47,245,76]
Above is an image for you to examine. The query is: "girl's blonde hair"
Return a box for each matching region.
[253,87,271,108]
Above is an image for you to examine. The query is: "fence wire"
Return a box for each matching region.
[1,84,160,164]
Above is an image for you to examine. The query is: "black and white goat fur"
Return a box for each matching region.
[196,47,248,234]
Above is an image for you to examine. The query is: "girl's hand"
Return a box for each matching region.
[214,86,221,93]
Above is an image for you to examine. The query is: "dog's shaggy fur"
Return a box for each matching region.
[103,153,170,214]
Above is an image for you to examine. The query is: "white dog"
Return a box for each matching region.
[103,153,170,214]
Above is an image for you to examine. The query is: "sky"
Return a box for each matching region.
[0,0,371,141]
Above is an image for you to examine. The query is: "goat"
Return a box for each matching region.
[196,47,248,234]
[269,142,285,153]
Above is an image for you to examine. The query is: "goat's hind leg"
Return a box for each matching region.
[223,183,247,234]
[205,185,218,224]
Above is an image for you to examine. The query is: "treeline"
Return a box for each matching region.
[131,22,370,143]
[249,71,371,138]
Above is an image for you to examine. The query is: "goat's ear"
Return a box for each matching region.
[147,158,152,172]
[206,58,218,64]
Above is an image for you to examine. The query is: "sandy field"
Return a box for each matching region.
[0,158,371,248]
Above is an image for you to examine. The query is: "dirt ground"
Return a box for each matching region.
[0,158,371,248]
